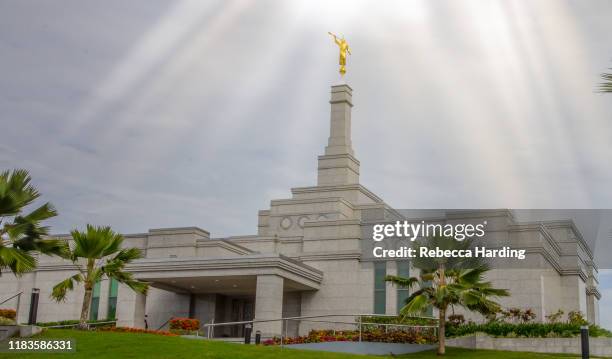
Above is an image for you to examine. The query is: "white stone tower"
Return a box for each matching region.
[317,84,360,186]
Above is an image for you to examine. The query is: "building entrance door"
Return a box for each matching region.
[230,297,254,337]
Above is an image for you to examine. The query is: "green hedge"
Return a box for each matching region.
[447,322,612,338]
[35,319,116,327]
[359,315,437,326]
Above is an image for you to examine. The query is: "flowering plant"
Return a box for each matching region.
[169,317,200,331]
[263,328,435,346]
[0,309,17,320]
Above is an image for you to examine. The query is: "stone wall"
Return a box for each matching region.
[447,333,612,356]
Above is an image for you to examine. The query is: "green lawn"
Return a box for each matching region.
[0,329,594,358]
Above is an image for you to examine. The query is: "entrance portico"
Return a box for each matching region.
[119,254,322,337]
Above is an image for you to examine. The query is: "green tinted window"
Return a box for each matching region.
[396,261,410,314]
[90,298,99,320]
[92,281,101,297]
[107,298,117,320]
[374,262,386,314]
[374,291,386,314]
[109,278,119,297]
[90,281,101,320]
[397,290,410,313]
[397,261,410,277]
[107,278,119,320]
[374,262,386,290]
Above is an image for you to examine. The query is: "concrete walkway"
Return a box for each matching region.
[285,341,435,355]
[182,336,436,355]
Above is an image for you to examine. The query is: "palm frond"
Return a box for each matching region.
[12,237,68,258]
[0,245,37,275]
[399,292,430,316]
[0,169,40,216]
[51,273,83,302]
[385,275,418,289]
[71,225,118,259]
[111,247,142,264]
[101,233,124,258]
[455,265,489,285]
[22,202,58,223]
[107,270,148,295]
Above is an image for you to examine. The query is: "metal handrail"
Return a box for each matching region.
[200,313,436,328]
[200,313,438,344]
[0,291,23,322]
[156,317,172,331]
[45,320,117,329]
[0,291,23,305]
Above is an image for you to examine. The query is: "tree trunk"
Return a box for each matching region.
[438,306,446,355]
[438,262,446,356]
[79,286,93,329]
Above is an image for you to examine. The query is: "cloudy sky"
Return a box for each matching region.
[1,0,611,326]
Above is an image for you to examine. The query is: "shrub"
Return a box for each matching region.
[501,308,536,323]
[359,315,437,326]
[448,314,465,326]
[567,311,587,325]
[589,325,612,337]
[0,309,17,320]
[360,315,438,334]
[169,317,200,331]
[0,317,16,325]
[99,326,177,336]
[446,321,612,338]
[263,328,436,346]
[520,309,536,323]
[545,309,564,323]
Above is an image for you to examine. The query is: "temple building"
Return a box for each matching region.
[0,82,600,337]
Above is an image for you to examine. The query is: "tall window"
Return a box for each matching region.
[107,278,119,319]
[89,281,101,320]
[396,261,410,314]
[374,262,386,314]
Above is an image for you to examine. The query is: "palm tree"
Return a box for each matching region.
[51,224,148,328]
[0,169,66,275]
[386,235,509,355]
[600,70,612,92]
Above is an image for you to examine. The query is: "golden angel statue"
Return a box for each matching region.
[328,32,351,76]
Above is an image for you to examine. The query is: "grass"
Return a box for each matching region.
[0,329,597,358]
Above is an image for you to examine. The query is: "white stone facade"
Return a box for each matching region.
[0,83,600,337]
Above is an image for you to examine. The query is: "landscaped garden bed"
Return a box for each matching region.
[168,317,200,335]
[0,308,16,326]
[263,328,436,346]
[446,321,612,338]
[446,310,612,339]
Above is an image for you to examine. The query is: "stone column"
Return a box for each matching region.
[116,284,146,328]
[326,84,354,155]
[317,83,360,186]
[254,275,284,337]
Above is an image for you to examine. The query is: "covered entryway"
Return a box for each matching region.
[118,254,322,337]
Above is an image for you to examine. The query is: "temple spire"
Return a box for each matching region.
[317,83,360,186]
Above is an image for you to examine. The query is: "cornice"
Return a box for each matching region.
[126,255,323,284]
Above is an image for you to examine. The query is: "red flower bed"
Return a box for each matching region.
[99,326,178,336]
[0,309,17,320]
[169,317,200,331]
[263,328,435,346]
